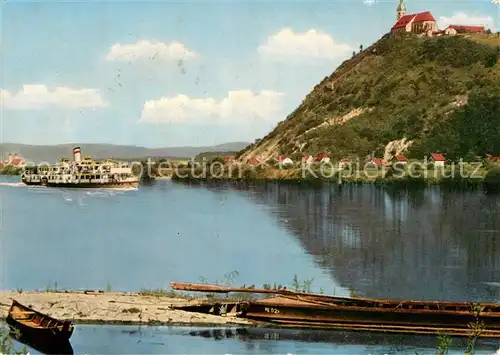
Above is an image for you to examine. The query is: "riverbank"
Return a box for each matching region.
[170,164,500,189]
[0,291,254,326]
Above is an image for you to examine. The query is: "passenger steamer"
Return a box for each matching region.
[21,147,139,188]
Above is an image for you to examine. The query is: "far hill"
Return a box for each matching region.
[0,142,249,163]
[238,33,500,162]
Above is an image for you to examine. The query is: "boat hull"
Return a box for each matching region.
[170,280,500,338]
[236,297,500,337]
[22,180,139,189]
[7,300,74,343]
[6,315,74,342]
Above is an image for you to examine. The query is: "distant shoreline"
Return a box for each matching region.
[170,164,500,190]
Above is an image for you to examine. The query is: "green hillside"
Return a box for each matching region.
[238,33,500,162]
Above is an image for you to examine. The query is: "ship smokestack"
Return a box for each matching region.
[73,147,82,163]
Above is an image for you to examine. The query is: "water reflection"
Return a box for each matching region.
[222,182,500,302]
[12,335,73,355]
[10,323,500,355]
[185,327,500,353]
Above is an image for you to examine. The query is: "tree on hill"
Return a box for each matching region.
[409,90,500,160]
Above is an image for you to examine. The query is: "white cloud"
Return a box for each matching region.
[139,90,285,124]
[0,85,108,110]
[258,28,352,62]
[439,12,496,30]
[106,40,197,61]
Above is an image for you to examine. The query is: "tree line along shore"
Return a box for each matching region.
[3,156,500,189]
[162,158,500,189]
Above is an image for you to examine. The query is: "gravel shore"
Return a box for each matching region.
[0,291,254,326]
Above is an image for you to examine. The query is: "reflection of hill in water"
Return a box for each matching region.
[229,183,500,302]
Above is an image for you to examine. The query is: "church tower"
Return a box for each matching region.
[397,0,407,20]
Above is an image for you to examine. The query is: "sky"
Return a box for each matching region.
[0,0,498,148]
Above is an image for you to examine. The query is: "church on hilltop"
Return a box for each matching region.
[390,0,485,36]
[391,0,437,34]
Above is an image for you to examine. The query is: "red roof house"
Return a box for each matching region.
[10,158,25,167]
[430,153,446,166]
[430,153,446,162]
[392,11,437,33]
[369,158,388,167]
[445,25,484,34]
[4,153,25,168]
[486,154,500,161]
[314,153,330,163]
[246,157,261,166]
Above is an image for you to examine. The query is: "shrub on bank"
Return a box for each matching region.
[484,167,500,184]
[0,165,22,175]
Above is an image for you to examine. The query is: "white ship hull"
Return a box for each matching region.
[21,146,141,189]
[22,180,139,189]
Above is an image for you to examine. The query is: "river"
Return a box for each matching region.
[1,176,500,354]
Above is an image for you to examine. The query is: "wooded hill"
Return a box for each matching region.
[238,33,500,162]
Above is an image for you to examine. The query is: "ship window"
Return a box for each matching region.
[91,175,95,179]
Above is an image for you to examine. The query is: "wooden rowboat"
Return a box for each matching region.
[6,300,74,342]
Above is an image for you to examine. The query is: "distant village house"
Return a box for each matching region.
[1,153,26,169]
[315,153,330,164]
[246,157,261,166]
[486,154,500,163]
[430,153,446,167]
[224,156,235,163]
[443,25,485,35]
[278,155,294,166]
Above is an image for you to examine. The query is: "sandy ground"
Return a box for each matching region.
[0,291,254,326]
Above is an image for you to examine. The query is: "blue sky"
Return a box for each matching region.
[1,0,497,148]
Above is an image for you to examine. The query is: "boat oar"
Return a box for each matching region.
[169,282,350,300]
[170,282,296,294]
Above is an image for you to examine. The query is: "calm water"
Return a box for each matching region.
[5,324,500,355]
[1,176,500,353]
